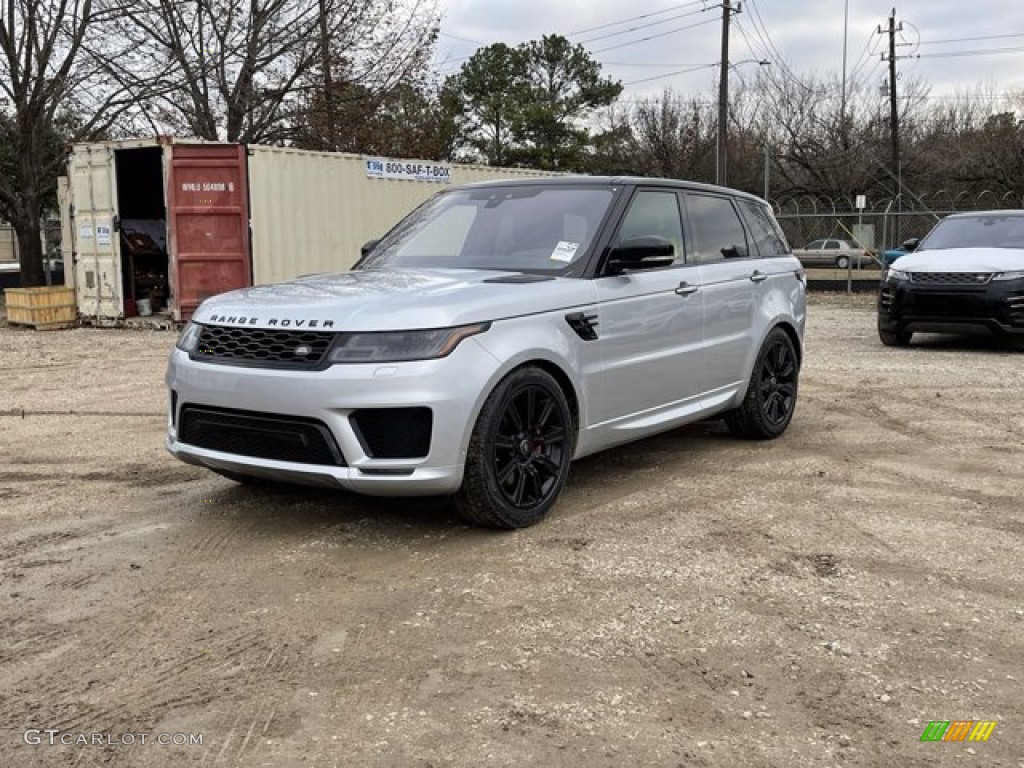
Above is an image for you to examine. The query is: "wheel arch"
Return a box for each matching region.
[459,346,583,462]
[519,358,581,436]
[772,319,804,367]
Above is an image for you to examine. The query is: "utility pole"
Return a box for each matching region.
[715,1,737,187]
[880,8,903,245]
[840,0,849,146]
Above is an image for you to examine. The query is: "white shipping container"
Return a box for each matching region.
[246,147,557,284]
[60,138,562,322]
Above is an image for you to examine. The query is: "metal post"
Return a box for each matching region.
[763,143,770,200]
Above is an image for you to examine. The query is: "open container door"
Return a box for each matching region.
[57,177,74,289]
[166,144,251,321]
[69,144,123,320]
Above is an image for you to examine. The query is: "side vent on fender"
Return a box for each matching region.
[565,312,599,341]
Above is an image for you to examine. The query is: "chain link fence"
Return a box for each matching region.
[772,190,1024,292]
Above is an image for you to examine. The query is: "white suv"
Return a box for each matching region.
[166,177,806,528]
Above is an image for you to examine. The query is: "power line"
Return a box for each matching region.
[848,28,883,82]
[734,18,815,96]
[623,63,714,86]
[591,17,718,54]
[917,46,1024,59]
[579,7,709,45]
[745,0,799,84]
[919,32,1024,46]
[438,32,485,46]
[602,61,709,67]
[431,3,715,71]
[568,0,707,36]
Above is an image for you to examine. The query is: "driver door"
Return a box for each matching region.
[589,189,707,433]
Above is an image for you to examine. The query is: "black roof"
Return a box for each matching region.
[455,174,768,204]
[943,209,1024,219]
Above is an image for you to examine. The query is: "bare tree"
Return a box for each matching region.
[111,0,438,144]
[0,0,142,287]
[628,89,715,180]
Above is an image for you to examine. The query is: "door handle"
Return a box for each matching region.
[750,270,768,283]
[675,281,699,296]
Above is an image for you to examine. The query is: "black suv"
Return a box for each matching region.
[878,211,1024,347]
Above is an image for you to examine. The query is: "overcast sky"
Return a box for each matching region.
[433,0,1024,108]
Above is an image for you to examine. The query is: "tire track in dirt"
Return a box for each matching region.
[0,529,85,564]
[16,627,290,742]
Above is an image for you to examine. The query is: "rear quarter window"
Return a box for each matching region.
[738,199,789,257]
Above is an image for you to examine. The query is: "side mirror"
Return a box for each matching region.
[605,236,675,275]
[902,237,920,252]
[353,238,381,269]
[360,238,381,258]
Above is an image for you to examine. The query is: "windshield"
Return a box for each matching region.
[920,214,1024,250]
[360,185,615,274]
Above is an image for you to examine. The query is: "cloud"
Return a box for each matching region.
[435,0,1024,104]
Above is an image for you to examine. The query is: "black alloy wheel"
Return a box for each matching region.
[456,367,573,529]
[725,327,800,440]
[491,385,568,509]
[758,337,798,428]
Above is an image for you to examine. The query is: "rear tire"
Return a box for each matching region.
[835,255,850,269]
[455,367,574,529]
[879,329,912,347]
[725,328,800,440]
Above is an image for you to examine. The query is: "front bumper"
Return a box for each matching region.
[165,338,502,495]
[878,276,1024,336]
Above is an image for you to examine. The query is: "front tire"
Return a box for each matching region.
[725,328,800,440]
[455,367,574,529]
[879,328,912,347]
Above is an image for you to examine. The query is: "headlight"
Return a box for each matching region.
[327,323,490,363]
[992,270,1024,281]
[885,268,910,282]
[175,321,203,352]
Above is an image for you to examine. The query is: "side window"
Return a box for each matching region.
[806,240,825,250]
[614,190,685,264]
[824,240,840,250]
[738,199,789,257]
[685,193,750,263]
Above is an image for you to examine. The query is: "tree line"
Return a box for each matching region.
[2,0,1022,285]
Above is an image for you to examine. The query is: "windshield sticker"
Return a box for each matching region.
[550,241,580,262]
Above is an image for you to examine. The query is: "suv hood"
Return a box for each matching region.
[192,269,598,331]
[893,247,1024,272]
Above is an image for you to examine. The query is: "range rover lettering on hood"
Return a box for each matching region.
[207,314,335,328]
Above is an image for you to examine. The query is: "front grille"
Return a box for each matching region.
[179,405,345,466]
[349,408,432,459]
[909,272,992,286]
[194,325,335,369]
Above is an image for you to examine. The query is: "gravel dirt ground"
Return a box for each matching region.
[0,293,1021,768]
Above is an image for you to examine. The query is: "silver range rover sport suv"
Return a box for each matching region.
[167,177,806,528]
